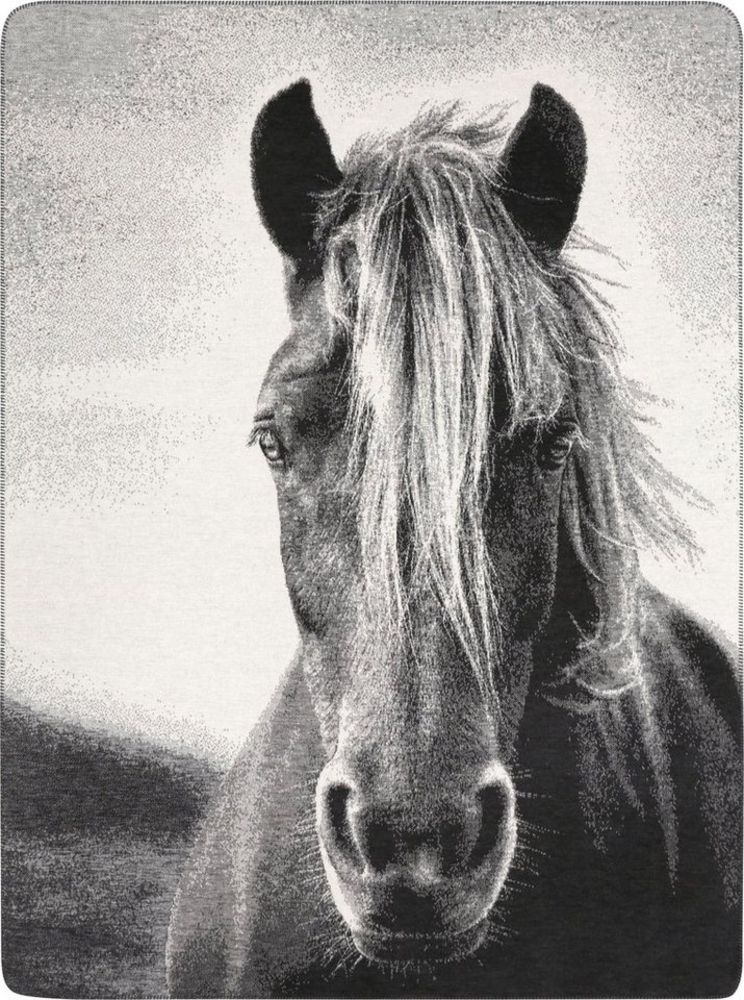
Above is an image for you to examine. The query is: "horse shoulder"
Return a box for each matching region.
[645,587,740,731]
[167,651,328,998]
[542,589,741,994]
[642,587,742,915]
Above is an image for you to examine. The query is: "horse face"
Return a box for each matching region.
[252,81,585,963]
[254,276,576,962]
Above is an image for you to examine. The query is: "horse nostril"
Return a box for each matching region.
[321,782,359,869]
[467,782,511,872]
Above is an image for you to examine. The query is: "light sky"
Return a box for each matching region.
[5,4,740,764]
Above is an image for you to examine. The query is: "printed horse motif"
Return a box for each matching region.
[167,81,741,998]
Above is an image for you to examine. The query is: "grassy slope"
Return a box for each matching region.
[2,701,222,999]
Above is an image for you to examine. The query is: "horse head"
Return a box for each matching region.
[250,79,588,965]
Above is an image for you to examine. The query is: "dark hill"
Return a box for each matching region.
[2,700,222,998]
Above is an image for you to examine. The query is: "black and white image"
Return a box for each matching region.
[3,5,741,998]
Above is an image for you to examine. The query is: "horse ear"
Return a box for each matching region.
[251,79,342,262]
[499,84,587,254]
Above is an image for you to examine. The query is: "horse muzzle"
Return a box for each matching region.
[352,918,489,965]
[316,760,517,965]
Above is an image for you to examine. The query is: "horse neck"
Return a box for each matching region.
[522,550,680,878]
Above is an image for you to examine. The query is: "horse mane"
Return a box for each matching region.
[317,103,697,700]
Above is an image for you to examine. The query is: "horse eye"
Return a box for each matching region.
[539,421,577,470]
[257,429,286,467]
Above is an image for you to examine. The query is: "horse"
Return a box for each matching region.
[166,80,741,998]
